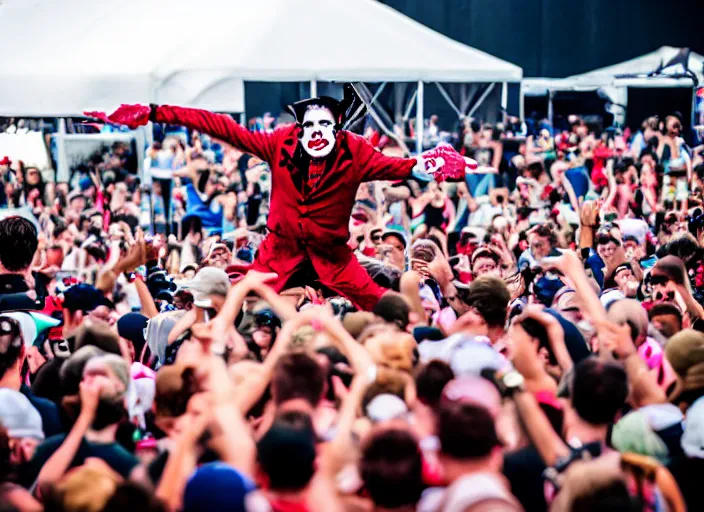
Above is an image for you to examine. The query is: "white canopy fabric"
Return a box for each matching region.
[0,0,520,116]
[0,0,245,115]
[523,47,703,96]
[569,46,703,88]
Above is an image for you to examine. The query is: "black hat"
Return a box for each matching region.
[381,230,407,249]
[254,308,281,330]
[286,84,361,126]
[62,283,112,312]
[286,96,344,125]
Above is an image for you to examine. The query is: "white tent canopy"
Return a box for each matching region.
[0,0,244,116]
[0,0,521,117]
[523,46,703,96]
[568,46,703,88]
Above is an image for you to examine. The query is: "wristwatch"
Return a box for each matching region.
[501,370,525,398]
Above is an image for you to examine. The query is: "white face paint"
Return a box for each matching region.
[300,107,336,159]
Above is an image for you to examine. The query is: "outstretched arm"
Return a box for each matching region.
[152,105,275,163]
[357,136,477,183]
[85,104,276,163]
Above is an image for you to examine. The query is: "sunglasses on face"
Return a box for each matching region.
[649,274,671,286]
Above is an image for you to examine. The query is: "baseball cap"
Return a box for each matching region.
[681,396,704,458]
[183,267,230,308]
[611,410,669,463]
[254,308,281,330]
[117,312,149,356]
[67,190,84,203]
[441,376,502,418]
[382,230,407,249]
[183,462,258,512]
[206,243,231,259]
[0,388,44,440]
[665,329,704,397]
[62,283,112,313]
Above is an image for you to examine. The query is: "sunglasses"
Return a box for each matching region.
[0,317,22,348]
[649,274,671,286]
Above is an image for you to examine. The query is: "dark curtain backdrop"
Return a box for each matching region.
[380,0,703,78]
[245,0,703,126]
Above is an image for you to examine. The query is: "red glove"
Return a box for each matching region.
[84,104,152,129]
[421,144,477,182]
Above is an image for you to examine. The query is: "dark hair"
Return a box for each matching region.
[272,353,325,407]
[415,360,454,407]
[571,480,639,512]
[531,223,557,247]
[657,239,700,268]
[437,402,501,459]
[571,358,627,426]
[0,217,38,272]
[648,302,683,322]
[514,317,558,366]
[0,316,23,380]
[651,255,688,285]
[257,421,316,492]
[466,276,510,328]
[52,224,68,240]
[373,293,411,331]
[360,428,423,509]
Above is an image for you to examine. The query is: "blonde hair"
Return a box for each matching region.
[54,463,121,512]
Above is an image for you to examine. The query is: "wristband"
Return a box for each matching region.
[148,104,158,123]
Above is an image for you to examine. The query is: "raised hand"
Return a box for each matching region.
[421,144,478,182]
[84,104,152,129]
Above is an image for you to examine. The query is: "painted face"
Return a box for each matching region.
[301,107,336,159]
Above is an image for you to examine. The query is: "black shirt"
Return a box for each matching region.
[667,456,704,512]
[503,446,547,512]
[24,434,139,486]
[20,384,63,438]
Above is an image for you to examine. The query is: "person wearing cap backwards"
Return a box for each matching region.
[86,88,475,310]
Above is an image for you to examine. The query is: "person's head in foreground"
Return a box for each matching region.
[0,216,38,275]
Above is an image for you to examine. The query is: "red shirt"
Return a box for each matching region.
[154,106,416,247]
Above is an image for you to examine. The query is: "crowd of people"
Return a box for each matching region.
[0,102,704,512]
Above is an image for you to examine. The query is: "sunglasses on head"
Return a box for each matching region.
[0,317,21,343]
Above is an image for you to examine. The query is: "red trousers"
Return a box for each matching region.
[251,232,386,311]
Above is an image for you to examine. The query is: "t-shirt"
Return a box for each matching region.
[20,385,62,438]
[667,456,704,512]
[24,434,139,486]
[503,446,546,512]
[31,358,64,404]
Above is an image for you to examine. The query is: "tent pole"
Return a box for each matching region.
[56,118,68,183]
[310,80,317,97]
[519,82,525,121]
[416,80,424,154]
[466,83,496,119]
[435,82,462,119]
[501,82,508,120]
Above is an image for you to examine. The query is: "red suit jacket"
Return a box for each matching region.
[154,106,415,309]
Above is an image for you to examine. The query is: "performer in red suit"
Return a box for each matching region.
[86,92,474,310]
